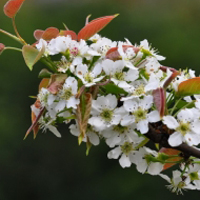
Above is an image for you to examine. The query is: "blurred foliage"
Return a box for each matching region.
[1,0,200,199]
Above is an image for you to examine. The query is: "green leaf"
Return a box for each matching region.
[102,83,127,95]
[177,77,200,97]
[22,45,45,70]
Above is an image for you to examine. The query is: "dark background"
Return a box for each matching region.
[0,0,200,199]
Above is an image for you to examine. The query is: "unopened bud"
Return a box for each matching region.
[0,43,5,54]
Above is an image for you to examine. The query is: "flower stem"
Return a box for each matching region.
[12,18,27,45]
[0,29,23,45]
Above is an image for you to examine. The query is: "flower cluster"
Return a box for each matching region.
[2,0,200,194]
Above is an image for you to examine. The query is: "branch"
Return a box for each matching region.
[145,122,200,159]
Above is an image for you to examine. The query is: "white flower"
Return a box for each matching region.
[132,147,163,175]
[69,123,100,146]
[107,141,137,168]
[39,113,61,138]
[160,170,196,194]
[140,39,165,61]
[90,37,117,56]
[121,95,160,134]
[163,109,200,146]
[75,63,104,87]
[101,124,143,148]
[55,77,80,111]
[118,42,137,69]
[88,94,127,131]
[38,88,56,108]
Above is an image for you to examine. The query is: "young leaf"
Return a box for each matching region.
[39,78,50,91]
[106,45,139,61]
[0,43,5,55]
[47,74,67,94]
[59,30,77,40]
[24,100,45,140]
[22,44,45,70]
[4,0,25,18]
[160,66,180,88]
[152,87,166,118]
[177,77,200,97]
[33,29,44,40]
[159,148,182,171]
[77,93,92,145]
[41,27,59,41]
[77,14,118,41]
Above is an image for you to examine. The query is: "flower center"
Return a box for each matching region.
[133,84,145,96]
[114,72,124,81]
[121,142,133,155]
[133,107,147,123]
[189,172,199,181]
[176,122,190,135]
[61,87,73,100]
[113,125,128,134]
[84,73,94,83]
[100,108,113,122]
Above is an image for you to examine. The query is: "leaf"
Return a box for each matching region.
[39,78,50,91]
[159,148,182,171]
[106,45,139,61]
[24,100,45,140]
[38,69,52,78]
[152,87,166,118]
[33,29,44,40]
[4,0,25,18]
[177,77,200,97]
[59,30,77,40]
[41,27,59,41]
[76,93,92,145]
[160,66,180,88]
[77,14,118,41]
[0,43,5,55]
[22,44,45,70]
[47,74,67,94]
[102,83,127,95]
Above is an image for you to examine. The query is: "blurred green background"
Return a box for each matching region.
[1,0,200,199]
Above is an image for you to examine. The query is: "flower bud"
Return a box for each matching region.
[0,43,5,54]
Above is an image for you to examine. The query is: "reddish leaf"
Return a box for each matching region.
[152,87,166,118]
[106,45,139,61]
[41,27,59,41]
[77,14,118,41]
[47,74,67,95]
[160,66,180,88]
[39,78,50,91]
[24,100,45,139]
[0,43,5,54]
[159,148,182,170]
[4,0,25,18]
[177,77,200,97]
[59,30,77,40]
[34,29,44,40]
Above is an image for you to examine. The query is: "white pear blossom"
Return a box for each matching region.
[160,170,196,194]
[107,141,138,168]
[121,95,160,133]
[163,108,200,146]
[55,77,80,111]
[75,63,104,87]
[132,147,163,175]
[88,94,127,131]
[70,123,100,146]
